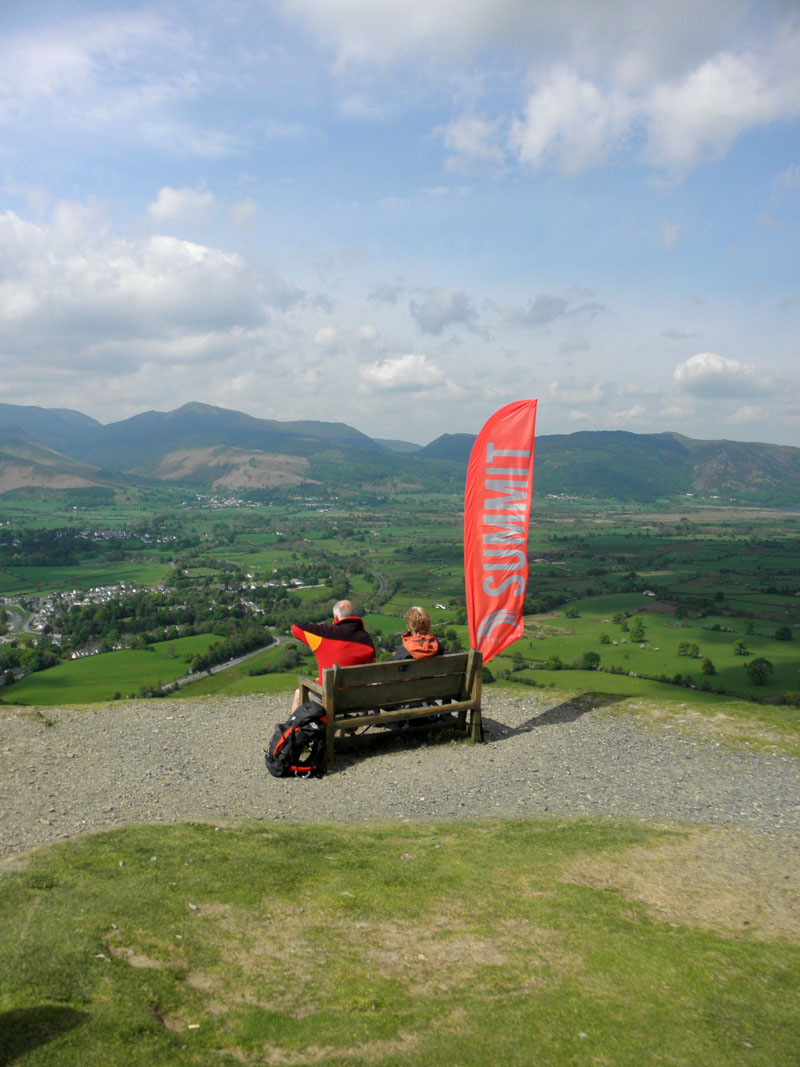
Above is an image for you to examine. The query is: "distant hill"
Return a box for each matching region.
[0,427,111,495]
[417,434,475,462]
[373,438,423,454]
[0,402,797,505]
[0,403,101,455]
[661,433,800,503]
[62,402,382,472]
[422,428,800,504]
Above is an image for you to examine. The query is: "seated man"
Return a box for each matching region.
[393,606,445,660]
[290,599,375,712]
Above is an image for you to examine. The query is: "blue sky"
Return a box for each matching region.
[1,0,798,446]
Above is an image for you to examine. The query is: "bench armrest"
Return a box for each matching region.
[298,675,322,703]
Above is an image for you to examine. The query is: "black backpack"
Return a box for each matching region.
[265,701,327,778]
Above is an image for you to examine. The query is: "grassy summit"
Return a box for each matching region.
[1,818,797,1065]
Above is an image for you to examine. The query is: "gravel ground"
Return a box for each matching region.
[2,690,799,865]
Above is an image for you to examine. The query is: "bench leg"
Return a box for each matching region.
[470,706,482,743]
[325,714,336,771]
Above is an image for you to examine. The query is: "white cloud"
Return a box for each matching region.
[410,287,478,334]
[229,198,258,228]
[0,11,242,158]
[510,67,633,173]
[673,352,775,398]
[0,12,167,119]
[314,324,379,353]
[148,185,217,225]
[278,0,754,74]
[610,404,649,424]
[0,205,303,371]
[508,28,800,176]
[441,113,506,167]
[549,378,607,406]
[359,353,445,392]
[729,404,764,423]
[644,41,800,170]
[279,1,800,175]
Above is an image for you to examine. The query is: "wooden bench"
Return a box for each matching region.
[298,650,483,768]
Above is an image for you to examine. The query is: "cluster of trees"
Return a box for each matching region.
[0,642,59,682]
[189,626,273,674]
[0,527,102,567]
[510,649,783,701]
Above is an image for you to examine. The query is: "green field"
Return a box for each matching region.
[0,560,170,596]
[2,634,219,705]
[1,495,798,711]
[170,643,301,700]
[487,593,800,707]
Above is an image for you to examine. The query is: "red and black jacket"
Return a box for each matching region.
[291,615,376,681]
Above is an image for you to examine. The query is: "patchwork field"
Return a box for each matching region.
[1,491,798,712]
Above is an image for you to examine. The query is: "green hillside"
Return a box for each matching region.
[0,403,798,505]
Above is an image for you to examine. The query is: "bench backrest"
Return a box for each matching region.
[320,651,482,715]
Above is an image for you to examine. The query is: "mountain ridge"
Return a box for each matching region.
[0,402,797,505]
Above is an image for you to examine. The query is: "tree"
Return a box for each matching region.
[775,626,793,641]
[745,658,774,686]
[629,616,646,642]
[701,657,716,675]
[733,639,749,656]
[579,651,600,671]
[545,654,563,671]
[564,605,580,618]
[599,633,611,644]
[444,628,461,651]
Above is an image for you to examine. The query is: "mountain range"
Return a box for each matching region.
[0,401,798,505]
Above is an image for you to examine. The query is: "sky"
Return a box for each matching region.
[1,0,799,447]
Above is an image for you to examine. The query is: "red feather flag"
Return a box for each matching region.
[464,399,537,663]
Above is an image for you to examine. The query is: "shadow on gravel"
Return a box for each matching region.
[484,693,628,744]
[325,694,628,771]
[330,718,466,773]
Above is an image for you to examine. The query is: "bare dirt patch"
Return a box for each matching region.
[0,462,97,493]
[154,447,314,489]
[619,700,800,756]
[172,903,565,1005]
[561,827,800,943]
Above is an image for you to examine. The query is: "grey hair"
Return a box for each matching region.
[333,599,354,620]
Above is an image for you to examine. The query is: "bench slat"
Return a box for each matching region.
[327,676,466,712]
[335,705,468,730]
[324,653,470,688]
